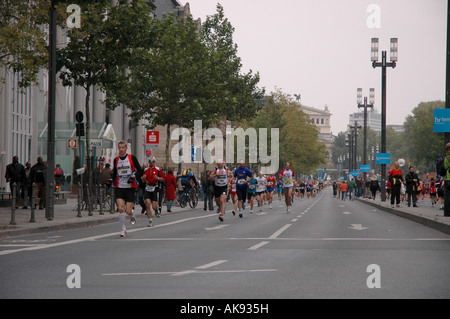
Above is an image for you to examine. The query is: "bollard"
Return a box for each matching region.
[77,182,82,217]
[110,186,115,214]
[99,185,104,215]
[30,183,36,222]
[88,184,93,216]
[10,182,17,225]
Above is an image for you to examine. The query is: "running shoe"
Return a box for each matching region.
[239,212,243,218]
[219,214,224,222]
[232,210,235,216]
[120,231,127,238]
[130,215,136,225]
[148,220,153,227]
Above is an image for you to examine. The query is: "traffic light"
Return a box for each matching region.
[76,122,85,137]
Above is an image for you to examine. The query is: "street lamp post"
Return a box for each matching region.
[357,88,375,169]
[349,121,362,173]
[371,38,397,202]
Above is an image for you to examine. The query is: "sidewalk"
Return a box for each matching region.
[0,198,197,238]
[356,195,450,235]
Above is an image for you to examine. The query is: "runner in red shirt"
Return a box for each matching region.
[266,171,276,209]
[142,156,165,227]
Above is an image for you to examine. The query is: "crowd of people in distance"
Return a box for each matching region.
[332,161,445,210]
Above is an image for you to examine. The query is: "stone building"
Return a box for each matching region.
[0,0,190,192]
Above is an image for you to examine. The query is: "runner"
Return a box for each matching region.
[277,180,283,200]
[247,173,257,214]
[142,156,165,227]
[299,180,305,199]
[112,140,142,237]
[234,160,253,218]
[229,172,238,216]
[266,171,276,209]
[256,171,267,211]
[279,162,294,212]
[212,159,229,222]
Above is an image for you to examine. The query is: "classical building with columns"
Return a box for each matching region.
[0,0,190,192]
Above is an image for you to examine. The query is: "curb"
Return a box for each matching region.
[356,198,450,235]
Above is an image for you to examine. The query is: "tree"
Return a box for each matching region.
[0,0,49,88]
[57,0,154,210]
[403,100,445,169]
[249,89,326,175]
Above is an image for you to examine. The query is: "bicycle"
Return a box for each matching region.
[177,185,199,209]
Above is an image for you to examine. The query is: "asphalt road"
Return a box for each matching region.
[1,188,450,299]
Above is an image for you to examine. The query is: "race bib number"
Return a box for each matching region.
[284,179,292,185]
[118,167,131,177]
[237,179,246,185]
[145,185,156,192]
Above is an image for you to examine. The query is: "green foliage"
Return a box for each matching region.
[249,89,327,174]
[0,0,49,88]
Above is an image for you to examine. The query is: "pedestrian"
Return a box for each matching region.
[437,176,445,210]
[340,180,348,201]
[388,161,403,208]
[112,140,142,237]
[141,156,164,227]
[405,165,419,207]
[23,161,32,208]
[370,176,379,200]
[429,177,437,207]
[30,156,47,210]
[348,178,357,201]
[164,167,177,213]
[5,156,26,208]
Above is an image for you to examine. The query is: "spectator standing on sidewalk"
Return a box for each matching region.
[165,167,177,213]
[5,156,26,208]
[30,156,47,210]
[405,165,419,207]
[388,161,403,208]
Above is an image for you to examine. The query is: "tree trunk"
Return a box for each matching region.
[165,123,171,171]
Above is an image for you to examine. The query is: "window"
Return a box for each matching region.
[321,118,324,125]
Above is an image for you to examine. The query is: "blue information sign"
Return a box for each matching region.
[360,165,371,172]
[376,153,391,165]
[434,109,450,133]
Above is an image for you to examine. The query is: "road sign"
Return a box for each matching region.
[360,165,371,172]
[191,145,202,163]
[376,153,391,164]
[433,108,450,132]
[146,131,159,144]
[68,138,78,149]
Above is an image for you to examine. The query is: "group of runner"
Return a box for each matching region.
[111,141,321,237]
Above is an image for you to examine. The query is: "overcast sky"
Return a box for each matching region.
[181,0,446,135]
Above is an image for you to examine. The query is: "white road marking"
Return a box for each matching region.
[269,224,292,239]
[195,260,228,269]
[204,225,230,231]
[0,213,217,256]
[248,241,270,250]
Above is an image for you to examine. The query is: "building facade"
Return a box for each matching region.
[0,0,187,193]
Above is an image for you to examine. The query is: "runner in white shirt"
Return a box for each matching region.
[279,162,295,212]
[211,159,229,222]
[256,171,267,211]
